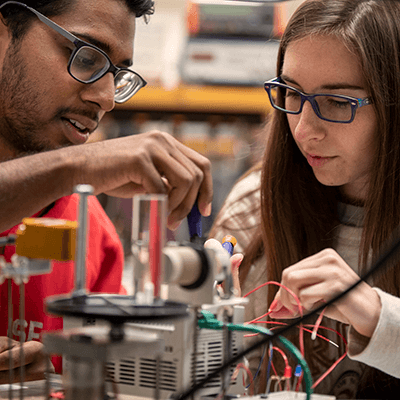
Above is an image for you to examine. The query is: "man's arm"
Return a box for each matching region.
[0,131,213,232]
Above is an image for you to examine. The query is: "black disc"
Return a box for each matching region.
[46,294,189,324]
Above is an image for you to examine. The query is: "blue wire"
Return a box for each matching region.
[266,343,273,393]
[245,344,267,389]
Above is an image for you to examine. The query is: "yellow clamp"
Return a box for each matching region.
[16,218,77,261]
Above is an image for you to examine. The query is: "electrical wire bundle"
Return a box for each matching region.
[197,309,313,400]
[243,281,348,393]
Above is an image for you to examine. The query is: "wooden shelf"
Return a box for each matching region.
[117,83,271,116]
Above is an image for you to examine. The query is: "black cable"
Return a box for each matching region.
[174,227,400,400]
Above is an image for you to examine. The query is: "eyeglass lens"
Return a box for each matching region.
[270,85,354,122]
[70,46,142,103]
[70,46,109,82]
[114,70,143,103]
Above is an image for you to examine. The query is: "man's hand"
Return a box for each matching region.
[0,130,213,232]
[269,248,381,338]
[93,131,213,230]
[0,337,54,384]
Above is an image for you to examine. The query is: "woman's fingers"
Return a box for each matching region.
[271,249,359,318]
[230,253,243,297]
[204,238,243,297]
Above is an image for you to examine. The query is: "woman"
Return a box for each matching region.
[210,1,400,398]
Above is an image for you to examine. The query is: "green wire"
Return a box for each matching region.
[198,310,313,400]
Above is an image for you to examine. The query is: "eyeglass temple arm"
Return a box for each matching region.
[358,97,371,107]
[1,1,78,45]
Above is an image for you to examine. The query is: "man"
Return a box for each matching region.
[0,0,213,383]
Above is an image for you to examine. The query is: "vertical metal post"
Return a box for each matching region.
[8,278,13,400]
[222,309,233,399]
[19,283,25,400]
[73,184,93,296]
[191,307,199,400]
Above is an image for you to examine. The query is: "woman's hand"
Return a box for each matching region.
[230,253,244,297]
[204,238,243,297]
[269,248,381,338]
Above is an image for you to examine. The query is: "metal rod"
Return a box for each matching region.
[222,310,232,399]
[7,278,13,400]
[191,307,199,400]
[73,184,93,296]
[19,283,25,400]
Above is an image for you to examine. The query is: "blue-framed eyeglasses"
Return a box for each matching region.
[0,1,146,104]
[264,77,372,124]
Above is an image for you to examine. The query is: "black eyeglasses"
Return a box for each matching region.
[0,1,146,103]
[264,77,372,124]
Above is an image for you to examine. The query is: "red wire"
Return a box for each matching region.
[250,320,339,345]
[244,320,348,389]
[244,281,350,390]
[272,346,289,368]
[312,308,326,340]
[295,373,302,392]
[250,320,287,326]
[303,324,347,346]
[50,393,65,399]
[234,363,255,395]
[312,348,347,388]
[244,281,305,356]
[304,324,348,389]
[246,310,273,324]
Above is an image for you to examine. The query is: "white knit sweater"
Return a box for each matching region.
[210,169,400,397]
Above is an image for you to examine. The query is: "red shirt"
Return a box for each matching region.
[0,195,124,372]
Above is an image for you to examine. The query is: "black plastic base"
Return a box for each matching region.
[46,294,189,324]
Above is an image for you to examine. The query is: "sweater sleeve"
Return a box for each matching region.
[347,288,400,378]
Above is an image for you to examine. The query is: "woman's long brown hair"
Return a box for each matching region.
[240,0,400,307]
[235,0,400,395]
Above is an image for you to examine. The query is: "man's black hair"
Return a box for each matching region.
[0,0,155,40]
